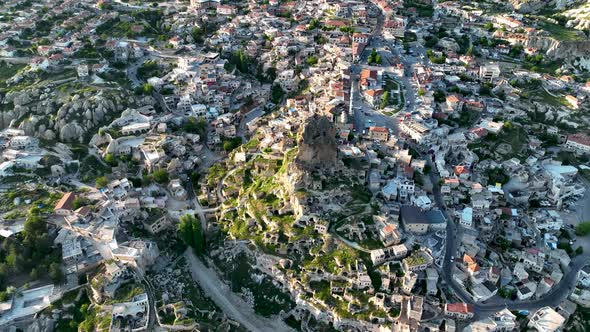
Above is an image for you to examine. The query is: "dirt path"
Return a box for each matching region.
[184,249,293,332]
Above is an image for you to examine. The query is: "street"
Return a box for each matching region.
[184,249,294,332]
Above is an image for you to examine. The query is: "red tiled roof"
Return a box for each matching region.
[568,134,590,147]
[369,126,388,133]
[446,303,474,313]
[54,192,76,211]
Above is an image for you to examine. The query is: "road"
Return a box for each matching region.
[184,249,293,332]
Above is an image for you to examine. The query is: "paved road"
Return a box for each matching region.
[184,249,293,332]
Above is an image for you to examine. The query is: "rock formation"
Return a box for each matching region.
[295,114,337,170]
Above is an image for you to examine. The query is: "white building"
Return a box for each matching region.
[528,307,565,332]
[565,134,590,154]
[479,64,500,82]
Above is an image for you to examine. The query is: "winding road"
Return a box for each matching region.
[184,249,293,332]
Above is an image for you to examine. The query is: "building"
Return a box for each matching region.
[121,122,150,136]
[352,33,369,44]
[190,0,220,10]
[383,17,405,38]
[444,303,475,320]
[565,134,590,154]
[479,64,500,82]
[407,296,423,321]
[216,4,236,15]
[370,244,408,265]
[528,307,565,332]
[565,95,579,109]
[400,121,430,143]
[54,192,77,216]
[377,222,401,246]
[400,205,446,234]
[363,89,384,106]
[368,126,389,141]
[402,250,434,272]
[141,213,169,234]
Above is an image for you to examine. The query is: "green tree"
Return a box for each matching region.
[183,116,207,136]
[368,48,379,64]
[380,91,390,109]
[142,83,154,95]
[417,88,426,96]
[104,153,117,166]
[191,27,204,43]
[575,222,590,236]
[223,137,242,152]
[271,84,285,104]
[433,90,446,103]
[306,56,318,66]
[178,214,205,254]
[484,22,495,32]
[152,169,169,184]
[48,262,63,283]
[95,176,108,188]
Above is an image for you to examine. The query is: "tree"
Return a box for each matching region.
[417,88,426,96]
[465,44,474,56]
[484,22,495,32]
[49,262,63,283]
[479,84,492,96]
[104,153,117,166]
[72,197,90,210]
[29,268,39,280]
[575,222,590,236]
[228,50,250,74]
[380,91,390,109]
[368,48,379,64]
[307,18,320,30]
[183,116,207,136]
[375,54,382,64]
[142,83,154,95]
[347,131,354,142]
[223,137,242,152]
[152,169,169,184]
[271,84,285,104]
[306,56,318,66]
[433,90,446,103]
[178,214,205,254]
[191,27,204,43]
[95,176,108,188]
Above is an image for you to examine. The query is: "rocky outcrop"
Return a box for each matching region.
[295,115,337,170]
[0,85,154,143]
[509,0,581,12]
[525,36,590,70]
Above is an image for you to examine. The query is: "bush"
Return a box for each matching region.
[152,169,169,184]
[223,137,242,152]
[95,176,108,188]
[575,222,590,236]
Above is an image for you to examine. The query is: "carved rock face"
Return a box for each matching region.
[296,115,337,169]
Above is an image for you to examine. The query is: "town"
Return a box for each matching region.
[0,0,589,331]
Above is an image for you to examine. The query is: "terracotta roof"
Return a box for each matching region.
[369,126,388,133]
[447,94,461,103]
[446,303,474,313]
[54,192,76,211]
[568,134,590,147]
[454,165,469,175]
